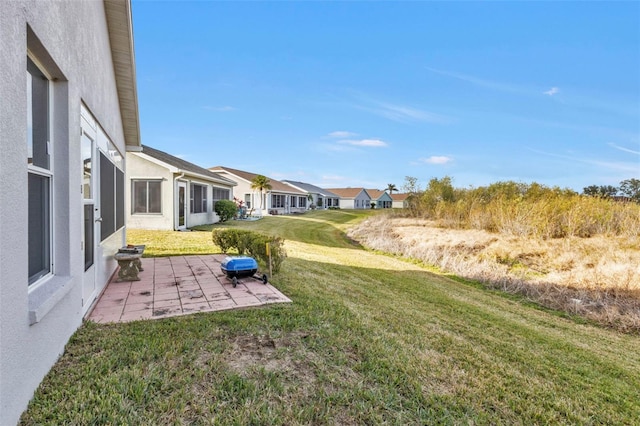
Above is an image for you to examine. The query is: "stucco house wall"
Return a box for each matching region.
[127,147,235,230]
[368,190,393,208]
[0,1,139,424]
[126,153,175,230]
[391,193,409,208]
[211,167,306,216]
[326,188,372,209]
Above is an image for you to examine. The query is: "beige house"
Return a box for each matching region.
[127,145,236,230]
[391,193,410,208]
[325,188,372,209]
[210,166,307,215]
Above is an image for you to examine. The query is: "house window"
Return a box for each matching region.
[298,196,307,208]
[290,196,297,208]
[190,183,208,213]
[133,180,161,214]
[212,187,230,204]
[27,56,52,285]
[271,194,285,208]
[244,194,251,209]
[100,151,125,241]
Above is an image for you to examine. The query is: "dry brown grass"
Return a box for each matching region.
[349,215,640,333]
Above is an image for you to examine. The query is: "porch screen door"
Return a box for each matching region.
[81,132,97,309]
[177,181,186,230]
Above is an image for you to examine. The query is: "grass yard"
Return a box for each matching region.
[21,210,640,424]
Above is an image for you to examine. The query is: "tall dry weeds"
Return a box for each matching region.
[349,214,640,333]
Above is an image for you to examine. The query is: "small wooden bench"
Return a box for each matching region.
[114,245,145,282]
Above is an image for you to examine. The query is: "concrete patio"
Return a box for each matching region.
[87,254,291,323]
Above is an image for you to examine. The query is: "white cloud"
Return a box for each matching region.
[544,87,559,96]
[339,139,388,147]
[420,155,453,165]
[608,142,640,155]
[328,130,358,138]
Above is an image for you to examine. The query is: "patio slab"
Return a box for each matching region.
[87,254,291,324]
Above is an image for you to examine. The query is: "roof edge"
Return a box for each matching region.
[104,0,141,147]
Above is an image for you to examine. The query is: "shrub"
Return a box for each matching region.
[215,200,237,222]
[212,229,287,273]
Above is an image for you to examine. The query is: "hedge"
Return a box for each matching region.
[211,229,287,273]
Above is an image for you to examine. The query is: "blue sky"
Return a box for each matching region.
[131,1,639,192]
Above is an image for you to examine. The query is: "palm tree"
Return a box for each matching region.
[386,183,397,194]
[250,175,272,210]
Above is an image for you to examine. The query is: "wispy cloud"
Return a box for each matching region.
[347,92,452,124]
[426,67,529,95]
[608,142,640,155]
[204,105,236,112]
[527,147,639,174]
[544,87,559,96]
[358,101,451,124]
[419,155,453,165]
[428,66,639,117]
[328,131,358,138]
[339,138,388,147]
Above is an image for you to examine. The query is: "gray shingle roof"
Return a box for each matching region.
[282,180,340,198]
[140,145,236,185]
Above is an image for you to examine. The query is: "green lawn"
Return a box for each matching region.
[21,210,640,424]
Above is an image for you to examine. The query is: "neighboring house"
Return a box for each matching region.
[367,189,393,209]
[210,166,307,215]
[325,188,372,209]
[127,145,236,230]
[0,1,140,424]
[282,180,340,209]
[391,193,410,208]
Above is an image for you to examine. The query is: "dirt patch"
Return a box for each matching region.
[225,332,318,392]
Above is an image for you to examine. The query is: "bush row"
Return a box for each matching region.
[211,229,286,272]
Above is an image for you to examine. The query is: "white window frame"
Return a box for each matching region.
[271,194,286,208]
[27,54,54,288]
[212,187,230,204]
[132,179,162,214]
[190,182,208,214]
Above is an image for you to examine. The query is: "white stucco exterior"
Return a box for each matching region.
[325,188,372,209]
[211,167,307,216]
[126,149,236,230]
[0,1,139,424]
